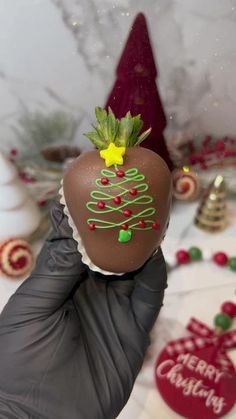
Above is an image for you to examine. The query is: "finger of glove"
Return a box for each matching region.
[50,199,72,239]
[0,203,86,322]
[89,270,136,297]
[28,199,83,278]
[130,248,167,333]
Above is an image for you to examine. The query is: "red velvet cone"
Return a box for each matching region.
[105,12,173,169]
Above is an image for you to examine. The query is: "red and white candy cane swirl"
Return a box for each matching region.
[172,169,200,201]
[0,239,34,279]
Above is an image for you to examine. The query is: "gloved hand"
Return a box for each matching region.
[0,201,167,419]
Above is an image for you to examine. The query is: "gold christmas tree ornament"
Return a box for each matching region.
[194,175,228,232]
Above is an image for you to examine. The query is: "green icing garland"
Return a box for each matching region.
[86,167,159,243]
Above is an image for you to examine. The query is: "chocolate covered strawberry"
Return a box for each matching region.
[62,107,172,274]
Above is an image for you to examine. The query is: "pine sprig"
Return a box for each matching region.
[84,107,151,149]
[12,110,79,159]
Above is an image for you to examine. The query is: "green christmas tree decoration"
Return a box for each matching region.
[86,167,158,243]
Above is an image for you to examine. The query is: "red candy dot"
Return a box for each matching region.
[221,301,236,318]
[114,196,121,205]
[88,223,96,230]
[116,170,125,178]
[15,256,27,269]
[138,220,146,228]
[152,222,160,230]
[97,201,105,209]
[101,177,109,185]
[122,224,128,230]
[176,250,190,265]
[129,188,137,196]
[181,181,190,193]
[123,209,132,217]
[213,252,228,266]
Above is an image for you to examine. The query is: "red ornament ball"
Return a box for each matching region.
[101,177,109,185]
[114,196,121,205]
[138,220,146,228]
[88,223,96,230]
[116,170,125,178]
[213,252,228,266]
[97,201,105,209]
[221,301,236,318]
[121,224,128,230]
[176,250,190,265]
[152,222,160,230]
[129,188,138,196]
[123,209,132,217]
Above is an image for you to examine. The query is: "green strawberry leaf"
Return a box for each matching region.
[84,107,151,148]
[95,107,107,123]
[136,127,152,145]
[127,115,143,146]
[83,131,105,149]
[107,107,119,142]
[116,116,134,147]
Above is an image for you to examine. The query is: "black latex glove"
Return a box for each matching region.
[0,201,167,419]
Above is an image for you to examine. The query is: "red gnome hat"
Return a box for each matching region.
[105,12,173,169]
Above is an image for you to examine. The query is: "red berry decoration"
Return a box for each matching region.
[116,170,125,178]
[114,196,121,205]
[213,252,228,266]
[101,177,109,185]
[138,220,146,228]
[176,250,190,265]
[123,209,132,217]
[221,301,236,318]
[129,188,138,196]
[215,140,225,151]
[152,222,160,230]
[121,224,128,230]
[97,201,105,209]
[88,223,96,230]
[10,148,18,157]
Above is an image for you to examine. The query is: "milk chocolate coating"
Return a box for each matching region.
[63,147,172,273]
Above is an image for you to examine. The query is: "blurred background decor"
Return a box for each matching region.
[8,110,81,240]
[0,238,34,279]
[104,12,173,169]
[194,175,228,233]
[0,152,41,240]
[172,166,201,202]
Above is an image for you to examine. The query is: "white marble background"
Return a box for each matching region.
[0,0,236,153]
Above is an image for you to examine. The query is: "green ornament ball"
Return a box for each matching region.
[189,246,202,261]
[214,313,232,331]
[228,257,236,272]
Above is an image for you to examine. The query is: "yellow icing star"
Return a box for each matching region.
[100,143,126,167]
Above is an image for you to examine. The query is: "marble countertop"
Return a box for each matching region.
[0,200,236,418]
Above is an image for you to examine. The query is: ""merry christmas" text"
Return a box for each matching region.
[156,354,226,415]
